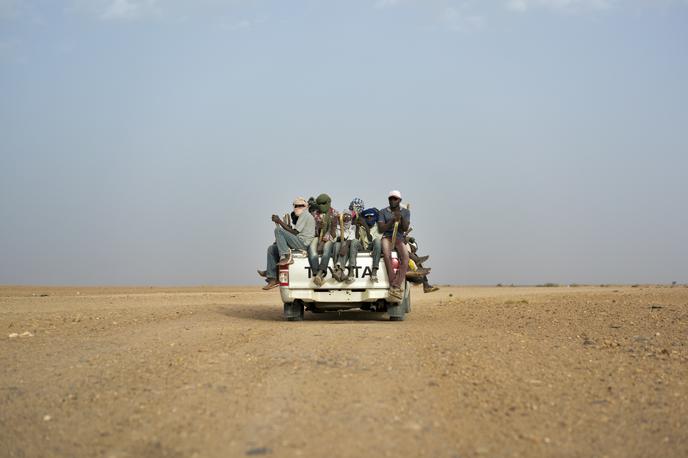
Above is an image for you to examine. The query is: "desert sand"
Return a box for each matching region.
[1,285,687,457]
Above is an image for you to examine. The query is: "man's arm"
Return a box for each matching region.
[272,214,298,235]
[377,220,391,233]
[399,209,411,233]
[377,210,392,233]
[377,209,400,233]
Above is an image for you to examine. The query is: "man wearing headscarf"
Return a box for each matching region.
[331,198,364,283]
[378,190,411,301]
[309,193,338,287]
[349,197,364,216]
[332,212,354,282]
[258,197,315,290]
[307,196,318,214]
[353,207,383,283]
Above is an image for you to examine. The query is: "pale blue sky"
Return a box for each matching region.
[1,0,687,285]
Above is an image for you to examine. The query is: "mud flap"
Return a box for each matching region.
[388,283,409,321]
[284,301,304,321]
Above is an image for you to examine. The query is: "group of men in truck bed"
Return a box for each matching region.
[258,190,438,301]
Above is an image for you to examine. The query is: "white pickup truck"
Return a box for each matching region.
[278,250,410,321]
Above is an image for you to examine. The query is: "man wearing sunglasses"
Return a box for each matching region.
[355,207,383,283]
[258,197,315,290]
[378,190,411,301]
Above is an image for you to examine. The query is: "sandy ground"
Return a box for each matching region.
[1,285,687,458]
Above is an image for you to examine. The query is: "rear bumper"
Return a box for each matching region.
[280,287,390,304]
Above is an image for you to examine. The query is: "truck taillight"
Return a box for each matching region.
[279,268,289,286]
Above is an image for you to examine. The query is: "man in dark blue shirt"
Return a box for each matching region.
[377,190,411,301]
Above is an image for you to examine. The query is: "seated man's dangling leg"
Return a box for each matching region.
[381,237,394,281]
[423,274,440,293]
[345,240,360,283]
[335,240,350,283]
[381,237,400,299]
[312,240,332,287]
[307,238,320,278]
[261,243,280,290]
[332,241,345,282]
[319,241,334,276]
[395,237,410,289]
[370,238,382,282]
[274,226,293,265]
[332,241,340,266]
[258,243,276,278]
[339,241,351,282]
[332,241,339,267]
[266,244,280,278]
[279,227,309,265]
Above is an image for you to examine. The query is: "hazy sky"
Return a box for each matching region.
[1,0,687,286]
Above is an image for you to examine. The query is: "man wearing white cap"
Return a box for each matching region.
[258,197,315,290]
[377,190,411,301]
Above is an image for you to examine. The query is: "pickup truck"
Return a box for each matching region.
[278,250,410,321]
